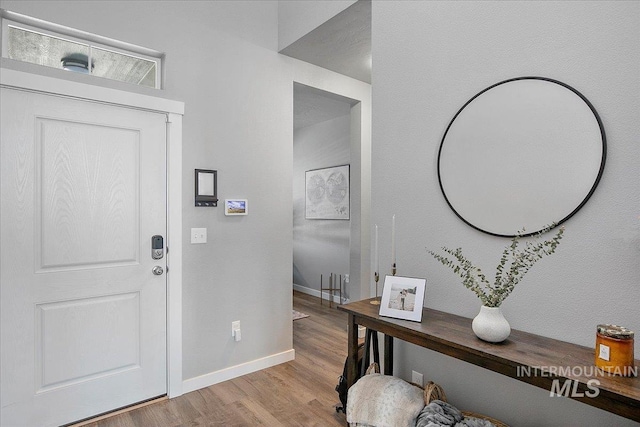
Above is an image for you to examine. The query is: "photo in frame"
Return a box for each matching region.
[224,199,248,216]
[305,165,350,220]
[379,275,427,322]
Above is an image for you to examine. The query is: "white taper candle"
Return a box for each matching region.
[374,224,379,277]
[391,214,396,269]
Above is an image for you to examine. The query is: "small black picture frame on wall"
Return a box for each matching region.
[195,169,218,207]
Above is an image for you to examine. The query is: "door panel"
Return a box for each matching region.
[1,88,167,427]
[35,293,140,392]
[37,117,139,270]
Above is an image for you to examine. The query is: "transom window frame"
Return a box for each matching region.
[1,9,164,89]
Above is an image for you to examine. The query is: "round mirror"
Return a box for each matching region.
[438,77,606,237]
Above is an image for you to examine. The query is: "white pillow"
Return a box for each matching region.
[347,374,425,427]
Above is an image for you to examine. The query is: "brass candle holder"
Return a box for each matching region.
[370,272,381,305]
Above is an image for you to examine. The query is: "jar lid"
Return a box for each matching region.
[597,324,634,340]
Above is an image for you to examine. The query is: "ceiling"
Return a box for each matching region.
[293,83,355,130]
[286,1,371,129]
[281,0,371,84]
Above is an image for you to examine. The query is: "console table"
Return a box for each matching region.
[337,298,640,423]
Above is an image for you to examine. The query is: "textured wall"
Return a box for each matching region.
[371,1,639,425]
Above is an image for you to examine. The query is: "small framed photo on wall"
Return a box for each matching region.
[224,199,248,216]
[379,275,427,322]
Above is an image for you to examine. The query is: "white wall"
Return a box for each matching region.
[293,114,351,296]
[372,1,639,426]
[0,0,371,390]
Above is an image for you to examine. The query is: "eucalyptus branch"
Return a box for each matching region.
[428,224,564,308]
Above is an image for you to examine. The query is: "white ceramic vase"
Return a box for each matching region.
[472,305,511,343]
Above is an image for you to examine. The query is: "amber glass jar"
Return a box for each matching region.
[595,324,635,376]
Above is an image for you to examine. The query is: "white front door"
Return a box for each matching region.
[1,87,168,427]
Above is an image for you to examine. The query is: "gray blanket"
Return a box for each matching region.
[415,400,496,427]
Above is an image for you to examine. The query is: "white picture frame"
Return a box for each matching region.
[224,199,248,216]
[379,275,426,322]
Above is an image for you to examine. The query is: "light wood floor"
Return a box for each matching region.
[83,291,348,427]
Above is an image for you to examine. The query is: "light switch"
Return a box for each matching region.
[191,228,207,244]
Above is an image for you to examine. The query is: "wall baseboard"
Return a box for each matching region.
[293,283,345,304]
[182,349,295,394]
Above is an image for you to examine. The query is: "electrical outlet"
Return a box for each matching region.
[231,320,240,336]
[231,321,241,341]
[344,274,350,283]
[411,370,424,387]
[358,325,366,339]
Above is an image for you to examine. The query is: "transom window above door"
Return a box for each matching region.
[1,9,163,89]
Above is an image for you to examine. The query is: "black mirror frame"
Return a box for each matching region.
[437,76,607,237]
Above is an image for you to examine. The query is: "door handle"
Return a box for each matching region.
[152,266,164,275]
